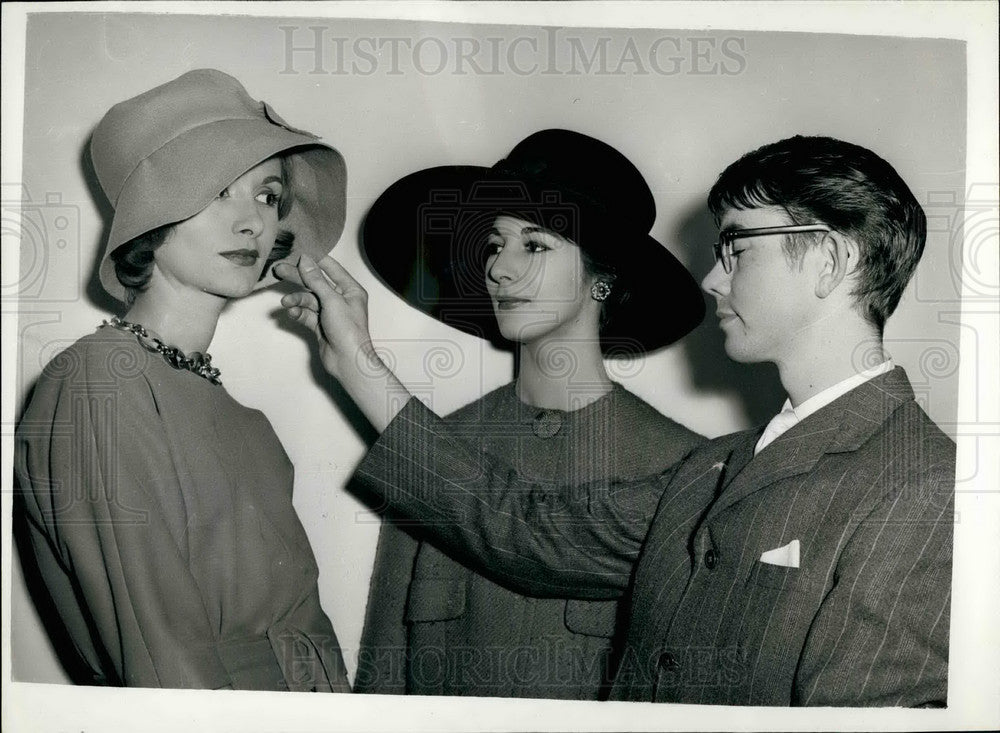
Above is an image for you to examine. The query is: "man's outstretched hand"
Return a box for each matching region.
[275,255,408,432]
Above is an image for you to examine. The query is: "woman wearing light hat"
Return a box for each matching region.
[15,69,350,691]
[320,129,706,699]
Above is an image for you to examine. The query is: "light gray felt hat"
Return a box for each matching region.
[91,68,347,302]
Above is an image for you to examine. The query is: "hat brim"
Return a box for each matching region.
[98,119,346,302]
[361,165,704,354]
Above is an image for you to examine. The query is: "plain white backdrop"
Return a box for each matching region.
[2,3,997,732]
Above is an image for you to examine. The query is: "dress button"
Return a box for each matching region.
[658,651,680,671]
[704,548,719,569]
[532,410,563,438]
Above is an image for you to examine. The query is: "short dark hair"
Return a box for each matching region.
[707,135,926,330]
[112,156,296,305]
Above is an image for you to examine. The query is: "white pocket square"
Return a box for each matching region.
[760,539,800,568]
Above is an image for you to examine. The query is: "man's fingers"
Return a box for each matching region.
[273,261,304,286]
[282,303,320,333]
[297,255,344,303]
[294,308,319,333]
[279,255,361,304]
[281,291,320,311]
[315,256,366,299]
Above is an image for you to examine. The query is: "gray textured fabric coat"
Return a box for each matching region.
[355,368,954,705]
[15,328,350,691]
[354,382,703,699]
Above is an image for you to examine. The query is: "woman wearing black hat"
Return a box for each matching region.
[289,129,705,699]
[15,70,350,692]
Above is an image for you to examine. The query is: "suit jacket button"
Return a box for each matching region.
[704,549,719,569]
[658,651,680,671]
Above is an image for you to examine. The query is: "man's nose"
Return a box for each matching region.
[701,259,730,297]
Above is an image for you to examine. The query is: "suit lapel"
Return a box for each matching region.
[705,367,916,521]
[717,432,759,494]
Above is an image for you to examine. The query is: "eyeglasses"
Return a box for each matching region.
[713,224,832,274]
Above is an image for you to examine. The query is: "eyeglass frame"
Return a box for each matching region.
[712,224,833,274]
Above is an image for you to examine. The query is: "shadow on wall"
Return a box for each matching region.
[674,200,785,430]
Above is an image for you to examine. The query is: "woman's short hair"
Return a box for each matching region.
[112,156,295,305]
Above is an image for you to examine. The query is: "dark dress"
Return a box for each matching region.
[15,326,350,691]
[354,382,703,699]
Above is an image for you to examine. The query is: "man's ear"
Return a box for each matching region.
[815,231,859,299]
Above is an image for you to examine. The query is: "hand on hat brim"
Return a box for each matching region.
[278,255,368,369]
[278,255,408,432]
[276,259,326,324]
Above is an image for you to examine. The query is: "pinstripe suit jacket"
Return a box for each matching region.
[355,367,954,706]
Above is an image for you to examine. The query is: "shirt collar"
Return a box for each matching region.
[784,359,896,423]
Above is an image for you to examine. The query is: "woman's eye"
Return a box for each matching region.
[217,187,231,199]
[485,238,503,255]
[525,240,549,253]
[256,191,280,207]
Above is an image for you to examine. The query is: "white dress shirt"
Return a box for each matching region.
[754,360,895,455]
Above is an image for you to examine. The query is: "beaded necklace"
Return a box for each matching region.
[100,316,222,385]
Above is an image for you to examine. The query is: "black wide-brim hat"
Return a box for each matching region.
[362,129,704,355]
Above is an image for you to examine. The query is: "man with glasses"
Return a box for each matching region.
[280,135,954,706]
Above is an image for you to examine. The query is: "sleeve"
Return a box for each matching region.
[793,449,954,707]
[14,344,233,689]
[353,398,674,600]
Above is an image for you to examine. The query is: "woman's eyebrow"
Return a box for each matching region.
[260,175,284,186]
